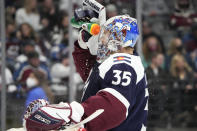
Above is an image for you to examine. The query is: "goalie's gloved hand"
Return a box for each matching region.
[78,29,99,55]
[78,29,92,49]
[23,99,84,131]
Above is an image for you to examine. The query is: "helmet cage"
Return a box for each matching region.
[96,15,139,62]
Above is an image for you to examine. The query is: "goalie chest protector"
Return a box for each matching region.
[81,53,148,131]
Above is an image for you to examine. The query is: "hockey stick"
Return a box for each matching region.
[61,109,104,131]
[7,128,24,131]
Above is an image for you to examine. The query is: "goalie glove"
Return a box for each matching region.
[78,30,91,49]
[78,29,99,55]
[23,99,84,131]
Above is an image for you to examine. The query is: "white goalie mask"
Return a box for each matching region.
[97,15,139,63]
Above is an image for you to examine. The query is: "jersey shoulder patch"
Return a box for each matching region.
[98,53,144,84]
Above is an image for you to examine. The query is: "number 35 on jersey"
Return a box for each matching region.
[112,70,132,86]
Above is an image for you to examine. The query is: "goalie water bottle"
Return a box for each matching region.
[71,17,100,35]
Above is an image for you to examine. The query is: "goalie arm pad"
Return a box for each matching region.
[72,41,97,82]
[81,90,127,131]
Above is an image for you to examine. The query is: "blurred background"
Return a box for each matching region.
[0,0,197,130]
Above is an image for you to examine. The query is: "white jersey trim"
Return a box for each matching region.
[100,88,130,117]
[144,88,149,111]
[141,124,146,131]
[98,56,114,79]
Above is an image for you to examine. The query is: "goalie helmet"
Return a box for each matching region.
[97,15,139,62]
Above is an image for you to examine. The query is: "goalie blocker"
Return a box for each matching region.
[23,99,84,131]
[24,87,127,131]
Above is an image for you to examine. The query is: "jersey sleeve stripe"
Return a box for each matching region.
[113,59,131,64]
[99,88,130,117]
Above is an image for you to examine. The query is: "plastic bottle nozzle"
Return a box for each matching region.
[90,24,100,35]
[82,23,100,35]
